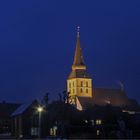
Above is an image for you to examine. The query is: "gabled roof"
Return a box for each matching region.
[76,88,133,110]
[93,88,130,106]
[11,100,39,117]
[0,102,20,118]
[11,102,31,116]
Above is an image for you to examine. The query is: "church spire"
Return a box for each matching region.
[72,26,86,70]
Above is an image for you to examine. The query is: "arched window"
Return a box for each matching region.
[69,83,71,88]
[81,81,83,87]
[86,81,88,87]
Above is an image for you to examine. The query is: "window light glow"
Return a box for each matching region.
[37,107,43,112]
[96,119,102,125]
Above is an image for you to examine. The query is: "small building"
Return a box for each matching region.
[11,100,47,139]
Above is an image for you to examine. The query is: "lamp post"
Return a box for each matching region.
[37,106,43,139]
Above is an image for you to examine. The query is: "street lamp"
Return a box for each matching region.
[38,106,43,112]
[37,106,43,139]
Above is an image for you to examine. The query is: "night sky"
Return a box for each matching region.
[0,0,140,103]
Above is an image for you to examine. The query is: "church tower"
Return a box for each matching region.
[67,27,92,110]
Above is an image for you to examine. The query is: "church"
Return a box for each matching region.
[67,28,137,111]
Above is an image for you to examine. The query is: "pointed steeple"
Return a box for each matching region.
[72,26,86,70]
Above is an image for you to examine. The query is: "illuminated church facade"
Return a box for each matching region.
[67,28,134,110]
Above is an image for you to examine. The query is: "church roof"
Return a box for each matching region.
[93,88,131,106]
[76,88,133,110]
[72,27,85,67]
[77,97,94,109]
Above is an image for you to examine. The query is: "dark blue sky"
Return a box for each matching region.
[0,0,140,103]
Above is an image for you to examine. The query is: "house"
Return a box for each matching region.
[11,100,47,138]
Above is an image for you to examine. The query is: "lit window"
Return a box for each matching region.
[81,81,83,86]
[50,128,53,136]
[52,126,57,136]
[97,130,100,136]
[96,119,102,125]
[69,83,71,88]
[31,127,39,136]
[86,82,88,87]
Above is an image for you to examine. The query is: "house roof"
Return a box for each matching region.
[0,102,20,118]
[11,100,39,117]
[11,102,31,116]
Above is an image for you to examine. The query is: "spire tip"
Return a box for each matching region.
[77,26,80,37]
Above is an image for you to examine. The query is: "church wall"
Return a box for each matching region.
[76,78,92,97]
[67,79,77,97]
[67,78,92,98]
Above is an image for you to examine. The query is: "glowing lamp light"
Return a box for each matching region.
[37,106,43,112]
